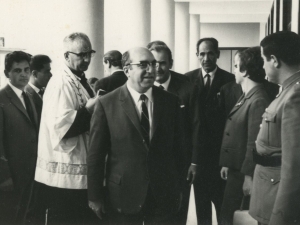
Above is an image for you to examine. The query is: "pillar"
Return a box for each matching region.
[151,0,175,54]
[174,2,190,74]
[0,0,104,79]
[104,0,151,54]
[189,14,200,70]
[273,0,277,33]
[291,0,299,33]
[279,0,284,31]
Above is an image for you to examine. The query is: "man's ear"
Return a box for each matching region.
[64,52,69,61]
[123,66,130,77]
[4,70,9,78]
[169,59,174,69]
[216,50,220,59]
[32,70,38,78]
[270,55,280,68]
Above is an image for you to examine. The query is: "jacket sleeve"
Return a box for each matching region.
[269,90,300,225]
[87,99,110,202]
[241,97,269,176]
[0,105,12,184]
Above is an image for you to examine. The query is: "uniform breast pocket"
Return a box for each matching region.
[262,111,278,146]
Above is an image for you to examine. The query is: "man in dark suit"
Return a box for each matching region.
[150,44,200,224]
[0,51,39,224]
[25,54,52,122]
[88,47,186,224]
[147,40,190,82]
[185,37,235,224]
[94,50,127,95]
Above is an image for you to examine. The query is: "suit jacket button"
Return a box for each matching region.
[226,132,229,136]
[271,178,274,183]
[143,140,145,143]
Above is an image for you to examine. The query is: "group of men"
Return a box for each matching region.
[0,30,300,225]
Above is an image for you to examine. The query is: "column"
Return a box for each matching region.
[104,0,151,53]
[174,2,190,74]
[273,0,277,33]
[279,0,284,31]
[260,23,266,41]
[291,0,299,33]
[189,14,200,70]
[151,0,175,54]
[0,0,104,79]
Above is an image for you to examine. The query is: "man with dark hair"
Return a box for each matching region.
[0,51,39,224]
[25,54,52,122]
[185,37,234,224]
[150,44,200,224]
[249,31,300,225]
[34,32,99,224]
[88,47,186,224]
[147,40,189,82]
[94,50,127,95]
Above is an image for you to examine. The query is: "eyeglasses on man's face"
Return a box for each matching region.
[67,50,96,59]
[127,60,157,69]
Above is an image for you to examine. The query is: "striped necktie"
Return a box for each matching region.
[140,94,150,146]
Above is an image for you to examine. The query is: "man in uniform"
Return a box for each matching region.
[249,31,300,225]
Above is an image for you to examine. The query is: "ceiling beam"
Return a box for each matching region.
[199,14,268,23]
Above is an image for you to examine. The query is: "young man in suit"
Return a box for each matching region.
[249,31,300,225]
[147,40,189,82]
[88,47,186,224]
[150,44,201,225]
[185,37,235,224]
[25,54,52,122]
[0,51,39,224]
[93,50,127,95]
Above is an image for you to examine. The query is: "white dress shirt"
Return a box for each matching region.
[127,83,154,140]
[202,66,218,84]
[154,72,171,90]
[8,81,26,108]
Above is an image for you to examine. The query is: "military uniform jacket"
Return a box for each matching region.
[256,72,300,225]
[219,85,270,176]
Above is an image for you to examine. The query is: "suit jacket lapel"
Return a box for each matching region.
[196,69,205,90]
[26,85,43,110]
[119,85,147,149]
[228,93,246,117]
[5,85,30,121]
[152,87,164,136]
[167,75,179,95]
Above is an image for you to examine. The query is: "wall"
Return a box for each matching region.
[0,0,104,79]
[200,23,260,47]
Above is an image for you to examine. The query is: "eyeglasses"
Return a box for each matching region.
[67,50,96,59]
[127,60,157,69]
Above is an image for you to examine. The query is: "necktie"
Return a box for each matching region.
[38,88,45,98]
[159,85,165,90]
[22,91,35,125]
[204,74,211,97]
[140,94,150,146]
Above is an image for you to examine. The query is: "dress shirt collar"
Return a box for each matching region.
[28,82,41,93]
[126,82,153,105]
[8,81,24,97]
[202,66,217,80]
[111,69,124,75]
[154,72,171,90]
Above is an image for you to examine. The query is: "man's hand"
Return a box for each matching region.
[243,175,253,196]
[85,96,100,114]
[88,200,105,220]
[0,178,13,191]
[187,164,198,185]
[220,167,228,180]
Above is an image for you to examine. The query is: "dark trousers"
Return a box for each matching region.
[31,182,100,225]
[176,181,191,225]
[194,168,226,225]
[107,188,177,225]
[0,181,33,225]
[220,169,246,225]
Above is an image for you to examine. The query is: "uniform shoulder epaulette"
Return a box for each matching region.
[294,81,300,92]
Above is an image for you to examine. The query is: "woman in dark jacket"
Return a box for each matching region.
[219,47,271,225]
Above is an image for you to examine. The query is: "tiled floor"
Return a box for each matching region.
[186,185,218,225]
